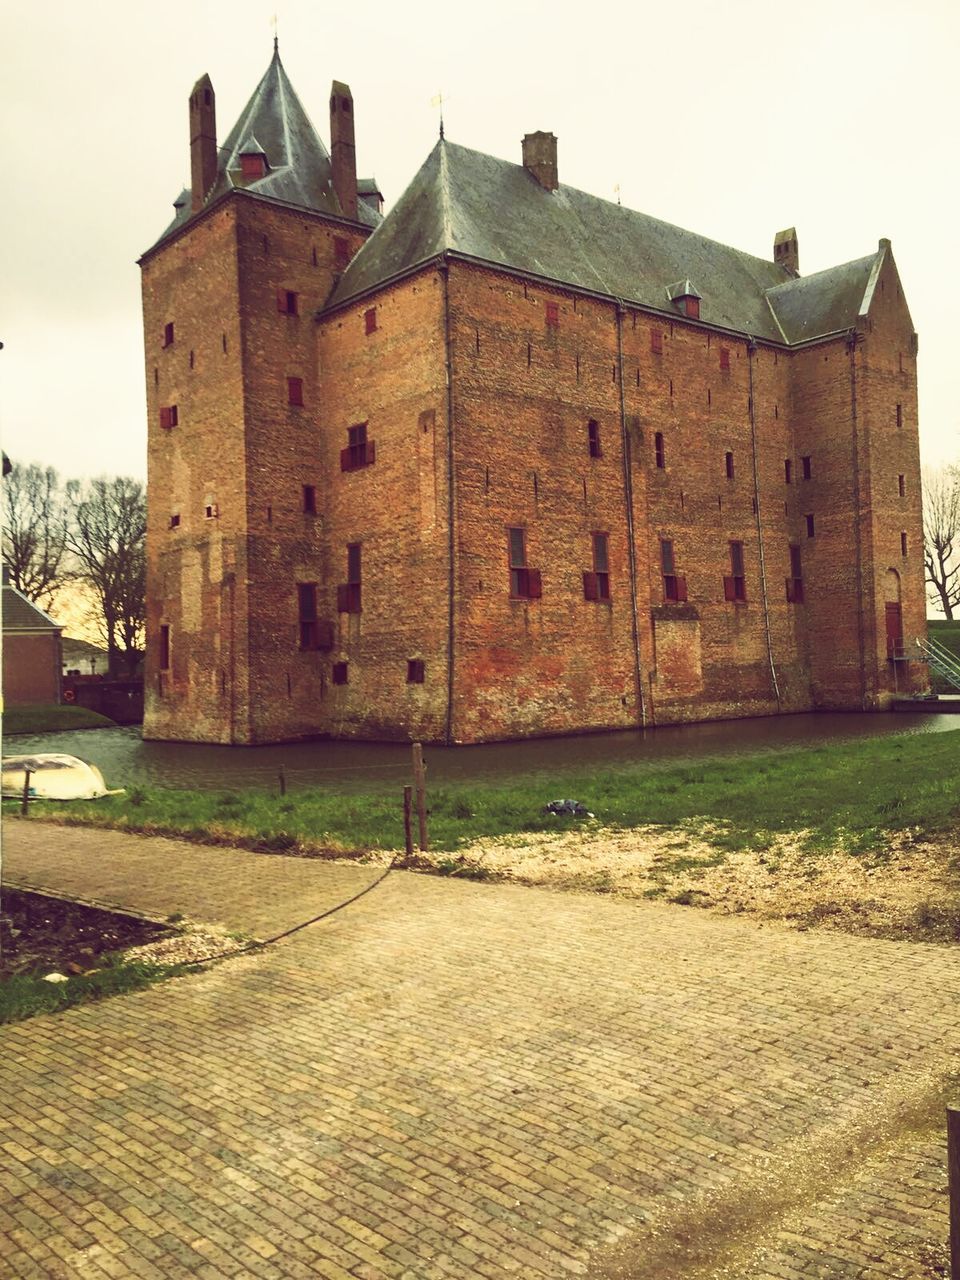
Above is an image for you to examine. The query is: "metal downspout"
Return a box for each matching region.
[747,341,781,709]
[615,303,646,728]
[847,331,868,709]
[441,260,456,745]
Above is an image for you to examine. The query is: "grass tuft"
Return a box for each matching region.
[0,956,183,1025]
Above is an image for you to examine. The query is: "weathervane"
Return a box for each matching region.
[430,91,446,140]
[614,183,621,206]
[271,12,279,51]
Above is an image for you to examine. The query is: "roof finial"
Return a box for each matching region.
[271,12,279,53]
[430,91,445,141]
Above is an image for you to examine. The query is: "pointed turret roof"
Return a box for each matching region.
[325,138,883,346]
[148,45,380,251]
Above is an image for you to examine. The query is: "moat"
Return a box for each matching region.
[9,710,957,794]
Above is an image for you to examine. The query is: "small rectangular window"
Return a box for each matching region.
[724,540,746,602]
[784,459,792,484]
[341,422,375,471]
[901,531,908,557]
[303,484,317,515]
[334,236,350,268]
[719,347,730,371]
[588,419,601,459]
[347,542,361,585]
[205,503,218,520]
[277,290,299,315]
[332,661,349,685]
[801,455,812,480]
[507,528,541,599]
[806,513,815,538]
[898,474,905,497]
[159,405,178,429]
[242,153,267,180]
[162,322,175,348]
[169,513,180,529]
[287,376,304,406]
[298,582,318,649]
[159,625,170,670]
[725,451,735,479]
[364,307,377,335]
[650,328,663,355]
[592,532,610,601]
[654,432,665,469]
[407,658,425,684]
[545,301,559,328]
[786,544,804,603]
[896,403,903,428]
[684,297,700,320]
[660,538,688,602]
[338,544,362,613]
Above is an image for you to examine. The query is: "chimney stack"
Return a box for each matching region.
[189,74,218,214]
[774,227,800,277]
[330,81,358,221]
[522,132,558,191]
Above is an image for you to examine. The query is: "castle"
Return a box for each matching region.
[141,44,927,745]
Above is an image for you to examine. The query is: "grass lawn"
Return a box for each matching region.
[13,726,960,859]
[0,957,183,1025]
[4,703,117,734]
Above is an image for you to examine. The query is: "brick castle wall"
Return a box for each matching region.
[143,203,926,744]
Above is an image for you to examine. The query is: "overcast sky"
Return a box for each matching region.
[3,0,957,482]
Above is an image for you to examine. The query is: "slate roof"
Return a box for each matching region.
[149,45,381,252]
[325,139,883,346]
[2,585,62,633]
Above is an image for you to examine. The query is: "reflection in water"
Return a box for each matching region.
[6,712,957,793]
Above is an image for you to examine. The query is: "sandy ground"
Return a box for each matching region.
[407,821,960,942]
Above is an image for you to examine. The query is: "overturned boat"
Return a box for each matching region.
[1,754,122,801]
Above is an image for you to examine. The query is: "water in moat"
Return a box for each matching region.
[6,711,957,794]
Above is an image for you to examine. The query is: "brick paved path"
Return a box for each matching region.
[4,822,378,937]
[2,827,959,1277]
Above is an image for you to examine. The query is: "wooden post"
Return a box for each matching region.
[278,766,286,797]
[403,786,414,857]
[949,1106,960,1280]
[21,767,32,817]
[412,742,429,852]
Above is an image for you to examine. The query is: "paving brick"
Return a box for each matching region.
[2,833,958,1277]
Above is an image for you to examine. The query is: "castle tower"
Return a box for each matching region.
[140,47,379,743]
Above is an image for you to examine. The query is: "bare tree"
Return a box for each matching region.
[1,462,68,608]
[923,464,960,620]
[66,477,146,676]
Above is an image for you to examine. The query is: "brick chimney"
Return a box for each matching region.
[774,227,800,277]
[330,81,358,221]
[189,74,218,214]
[522,132,558,191]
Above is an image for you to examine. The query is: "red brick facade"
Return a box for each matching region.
[141,60,926,745]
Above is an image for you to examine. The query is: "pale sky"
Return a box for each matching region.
[2,0,958,482]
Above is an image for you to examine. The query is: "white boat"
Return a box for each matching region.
[1,754,122,801]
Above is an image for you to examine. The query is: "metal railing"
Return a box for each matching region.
[916,635,960,691]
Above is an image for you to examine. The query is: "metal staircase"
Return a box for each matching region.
[916,635,960,691]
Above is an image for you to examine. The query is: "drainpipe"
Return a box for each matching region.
[747,340,781,710]
[847,330,868,709]
[441,259,456,745]
[615,302,646,728]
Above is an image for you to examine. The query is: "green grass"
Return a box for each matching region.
[13,727,960,858]
[0,956,182,1025]
[4,703,117,734]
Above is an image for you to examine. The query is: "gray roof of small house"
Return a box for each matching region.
[2,585,62,633]
[324,138,884,345]
[148,46,382,251]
